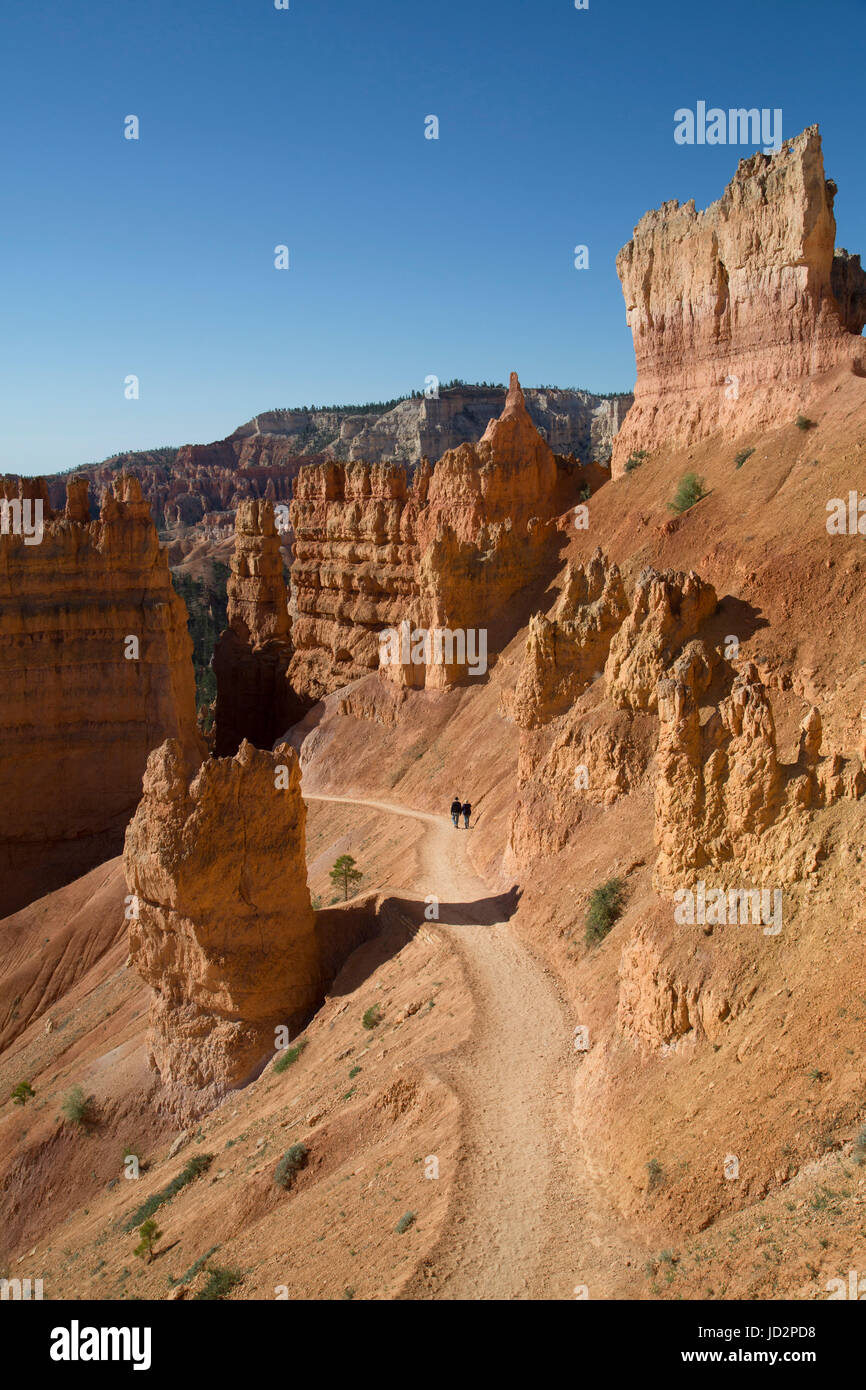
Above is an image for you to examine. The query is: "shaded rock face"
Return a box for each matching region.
[605,567,718,713]
[509,548,628,729]
[0,473,203,918]
[612,125,866,474]
[124,739,319,1118]
[289,374,592,698]
[212,499,304,755]
[654,662,865,889]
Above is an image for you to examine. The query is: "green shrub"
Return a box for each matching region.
[362,1005,382,1030]
[395,1211,416,1234]
[273,1037,308,1074]
[624,450,648,473]
[584,877,626,946]
[668,473,707,514]
[11,1081,34,1106]
[123,1153,214,1230]
[795,414,815,430]
[274,1143,308,1189]
[61,1085,91,1126]
[194,1264,243,1300]
[734,448,754,469]
[853,1124,866,1165]
[133,1218,161,1264]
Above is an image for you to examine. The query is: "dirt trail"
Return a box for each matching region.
[306,791,643,1301]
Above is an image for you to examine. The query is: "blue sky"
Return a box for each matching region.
[3,0,865,474]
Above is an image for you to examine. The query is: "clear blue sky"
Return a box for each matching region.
[3,0,864,474]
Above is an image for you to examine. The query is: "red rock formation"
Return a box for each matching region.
[605,567,718,712]
[124,739,320,1118]
[289,374,591,698]
[0,473,203,918]
[654,661,865,889]
[612,126,866,475]
[509,548,628,729]
[212,499,304,755]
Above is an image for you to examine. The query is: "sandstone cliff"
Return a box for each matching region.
[124,739,320,1118]
[0,473,203,918]
[612,125,866,474]
[289,374,595,698]
[212,499,304,755]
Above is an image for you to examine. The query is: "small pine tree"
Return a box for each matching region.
[133,1218,162,1264]
[329,854,363,902]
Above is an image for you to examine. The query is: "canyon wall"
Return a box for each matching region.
[124,739,320,1118]
[611,125,866,474]
[212,499,304,754]
[289,375,595,699]
[0,474,203,918]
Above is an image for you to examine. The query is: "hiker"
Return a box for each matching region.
[450,796,462,828]
[462,800,471,829]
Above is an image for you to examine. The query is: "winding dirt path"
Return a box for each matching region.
[306,792,641,1301]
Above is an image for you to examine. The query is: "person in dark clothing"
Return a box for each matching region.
[461,800,471,829]
[450,796,462,828]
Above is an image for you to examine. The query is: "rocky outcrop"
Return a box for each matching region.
[654,661,865,888]
[605,568,718,712]
[612,126,866,474]
[212,499,304,755]
[0,473,203,918]
[124,739,320,1117]
[290,374,593,698]
[509,549,628,728]
[289,462,420,701]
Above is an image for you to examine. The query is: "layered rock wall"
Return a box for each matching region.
[0,473,203,918]
[612,125,866,473]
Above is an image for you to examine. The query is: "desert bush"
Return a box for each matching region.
[853,1124,866,1165]
[395,1211,416,1234]
[11,1081,34,1106]
[795,414,815,430]
[624,449,648,473]
[668,472,707,514]
[61,1085,92,1126]
[584,877,626,946]
[123,1153,214,1230]
[734,448,754,468]
[362,1005,382,1030]
[273,1038,308,1074]
[646,1158,663,1191]
[194,1264,243,1300]
[274,1143,308,1189]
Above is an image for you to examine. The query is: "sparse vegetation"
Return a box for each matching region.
[329,853,363,902]
[362,1005,382,1030]
[668,472,708,514]
[123,1153,214,1230]
[795,414,815,430]
[853,1124,866,1165]
[624,449,648,472]
[194,1264,243,1300]
[170,563,229,727]
[734,448,754,469]
[133,1218,161,1264]
[274,1143,308,1189]
[11,1081,34,1106]
[273,1037,308,1074]
[395,1211,416,1234]
[584,877,626,946]
[169,1245,220,1288]
[646,1158,664,1192]
[61,1085,92,1126]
